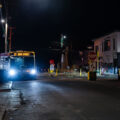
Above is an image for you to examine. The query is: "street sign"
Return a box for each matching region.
[50,64,55,73]
[50,59,54,64]
[88,52,96,72]
[89,62,96,71]
[88,52,97,61]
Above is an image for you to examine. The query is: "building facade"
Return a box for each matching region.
[94,32,120,74]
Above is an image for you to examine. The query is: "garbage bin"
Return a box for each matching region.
[88,71,96,81]
[118,69,120,80]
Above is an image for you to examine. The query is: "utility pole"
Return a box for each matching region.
[0,3,8,53]
[3,0,8,53]
[61,34,66,48]
[5,20,8,53]
[60,34,67,72]
[8,27,15,52]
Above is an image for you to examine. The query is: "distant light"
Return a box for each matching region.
[0,4,2,8]
[79,51,83,56]
[63,35,67,39]
[87,46,93,50]
[1,19,5,23]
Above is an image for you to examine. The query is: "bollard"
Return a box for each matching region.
[55,69,58,76]
[48,69,50,73]
[88,72,90,80]
[88,71,96,81]
[50,70,54,73]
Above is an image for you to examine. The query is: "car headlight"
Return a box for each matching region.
[9,69,16,76]
[30,69,36,75]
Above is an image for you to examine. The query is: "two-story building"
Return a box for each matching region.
[94,31,120,74]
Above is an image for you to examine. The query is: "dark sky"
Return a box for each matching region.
[0,0,120,66]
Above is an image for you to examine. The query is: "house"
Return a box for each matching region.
[94,31,120,74]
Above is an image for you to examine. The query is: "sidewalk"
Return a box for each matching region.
[0,106,6,120]
[0,81,13,120]
[38,72,118,81]
[59,75,120,89]
[39,72,120,88]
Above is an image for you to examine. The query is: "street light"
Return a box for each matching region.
[1,19,5,23]
[61,34,67,48]
[5,22,8,53]
[0,4,2,8]
[0,2,8,53]
[87,46,93,50]
[1,18,8,53]
[60,34,67,72]
[63,35,67,39]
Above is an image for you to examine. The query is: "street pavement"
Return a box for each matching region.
[2,77,120,120]
[0,82,20,120]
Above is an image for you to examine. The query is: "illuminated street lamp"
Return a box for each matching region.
[87,46,93,50]
[60,34,67,72]
[63,35,67,39]
[0,3,8,53]
[5,22,8,53]
[0,4,2,8]
[1,18,8,53]
[61,34,67,48]
[1,19,5,23]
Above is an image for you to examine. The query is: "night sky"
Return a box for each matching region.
[0,0,120,67]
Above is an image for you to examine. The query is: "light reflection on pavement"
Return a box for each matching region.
[5,79,120,120]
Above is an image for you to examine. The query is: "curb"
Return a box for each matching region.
[1,109,7,120]
[0,82,13,120]
[0,107,6,120]
[0,81,12,92]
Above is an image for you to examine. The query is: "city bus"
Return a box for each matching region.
[0,51,37,80]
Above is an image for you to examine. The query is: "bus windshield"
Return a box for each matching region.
[10,57,34,69]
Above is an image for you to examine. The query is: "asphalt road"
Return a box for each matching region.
[5,78,120,120]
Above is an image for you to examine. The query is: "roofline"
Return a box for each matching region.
[92,31,120,42]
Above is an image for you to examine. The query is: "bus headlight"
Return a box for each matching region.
[30,69,36,75]
[9,69,16,76]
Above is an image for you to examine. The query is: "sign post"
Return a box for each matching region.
[88,52,97,81]
[49,59,55,74]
